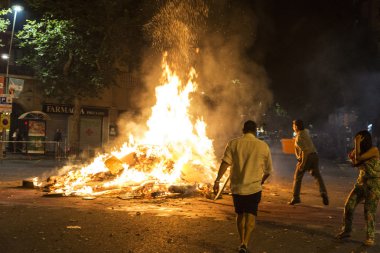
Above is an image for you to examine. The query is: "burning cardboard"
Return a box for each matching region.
[33,54,217,198]
[104,152,136,175]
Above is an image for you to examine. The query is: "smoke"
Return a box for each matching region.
[115,0,273,157]
[193,1,273,155]
[113,0,209,144]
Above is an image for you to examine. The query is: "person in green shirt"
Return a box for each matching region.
[336,130,380,246]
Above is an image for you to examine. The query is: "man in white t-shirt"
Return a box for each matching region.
[213,120,273,253]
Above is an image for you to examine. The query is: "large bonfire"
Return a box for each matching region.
[36,54,218,198]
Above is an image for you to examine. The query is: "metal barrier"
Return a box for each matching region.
[0,140,67,160]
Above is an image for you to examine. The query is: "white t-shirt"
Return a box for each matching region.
[222,133,273,195]
[294,129,317,160]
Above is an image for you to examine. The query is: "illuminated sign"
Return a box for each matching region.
[0,95,12,113]
[0,114,10,129]
[42,103,108,116]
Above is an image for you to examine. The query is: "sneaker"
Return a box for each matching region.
[288,197,301,205]
[335,230,351,240]
[238,244,247,253]
[363,238,375,246]
[321,193,329,205]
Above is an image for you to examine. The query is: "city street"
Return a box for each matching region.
[0,1,378,252]
[0,149,379,253]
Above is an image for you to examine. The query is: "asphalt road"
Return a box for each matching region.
[0,149,379,253]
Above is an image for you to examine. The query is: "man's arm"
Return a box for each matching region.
[213,161,230,194]
[261,173,270,185]
[354,135,361,165]
[298,150,306,169]
[295,133,308,162]
[262,147,273,185]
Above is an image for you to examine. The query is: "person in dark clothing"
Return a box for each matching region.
[54,129,63,157]
[54,129,62,142]
[288,119,329,205]
[12,128,21,152]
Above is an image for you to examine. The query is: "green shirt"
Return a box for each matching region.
[357,158,380,185]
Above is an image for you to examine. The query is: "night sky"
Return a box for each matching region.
[257,0,377,125]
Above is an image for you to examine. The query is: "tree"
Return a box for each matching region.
[17,16,113,156]
[16,0,151,156]
[262,103,291,138]
[0,8,11,47]
[24,0,151,72]
[0,8,10,159]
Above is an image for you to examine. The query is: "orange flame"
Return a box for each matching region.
[41,54,217,196]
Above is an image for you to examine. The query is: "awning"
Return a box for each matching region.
[18,111,51,120]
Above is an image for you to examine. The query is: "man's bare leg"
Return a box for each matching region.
[243,213,256,247]
[237,213,245,246]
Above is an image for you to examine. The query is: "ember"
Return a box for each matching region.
[35,54,218,198]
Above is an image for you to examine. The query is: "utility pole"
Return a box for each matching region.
[0,5,23,159]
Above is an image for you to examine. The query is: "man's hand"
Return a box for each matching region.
[213,180,220,194]
[261,173,270,185]
[213,161,230,194]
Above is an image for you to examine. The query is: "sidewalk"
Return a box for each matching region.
[0,158,62,182]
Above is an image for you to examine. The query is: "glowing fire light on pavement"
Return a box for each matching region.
[36,54,217,197]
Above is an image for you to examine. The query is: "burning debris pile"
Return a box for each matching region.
[34,55,218,199]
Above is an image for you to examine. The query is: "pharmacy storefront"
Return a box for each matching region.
[42,103,109,153]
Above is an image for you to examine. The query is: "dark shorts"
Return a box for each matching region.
[232,191,262,216]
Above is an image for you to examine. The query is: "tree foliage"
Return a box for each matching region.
[17,0,151,155]
[25,0,151,72]
[0,8,11,47]
[16,14,113,155]
[17,16,111,100]
[16,0,151,155]
[262,102,291,137]
[17,0,152,101]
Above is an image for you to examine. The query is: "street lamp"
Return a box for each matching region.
[0,5,23,158]
[1,54,9,60]
[5,4,23,94]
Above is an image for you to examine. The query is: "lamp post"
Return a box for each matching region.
[0,5,23,159]
[5,4,23,94]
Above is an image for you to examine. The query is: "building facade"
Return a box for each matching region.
[6,71,140,156]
